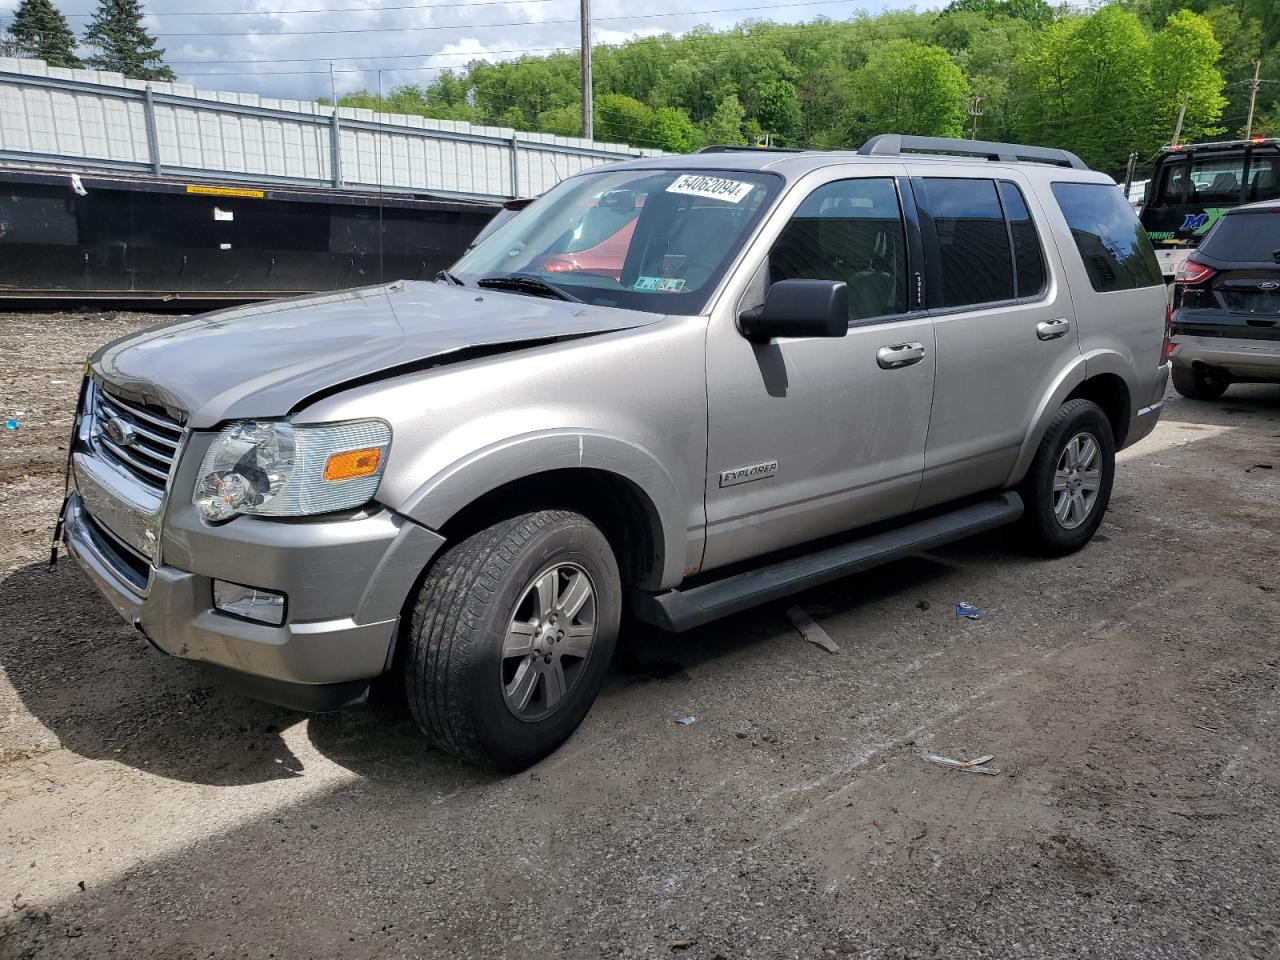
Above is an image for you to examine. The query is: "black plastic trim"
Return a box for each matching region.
[632,491,1024,632]
[198,663,370,712]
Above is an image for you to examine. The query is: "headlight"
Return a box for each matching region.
[194,419,391,521]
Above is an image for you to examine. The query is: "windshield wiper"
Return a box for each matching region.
[477,273,582,303]
[436,269,465,286]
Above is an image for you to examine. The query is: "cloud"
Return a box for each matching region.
[1,0,938,102]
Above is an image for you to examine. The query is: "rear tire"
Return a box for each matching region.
[1020,399,1115,557]
[403,510,621,771]
[1171,362,1229,400]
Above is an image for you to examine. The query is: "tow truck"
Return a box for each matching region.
[1138,138,1280,279]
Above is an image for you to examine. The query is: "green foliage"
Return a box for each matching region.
[702,94,748,145]
[1150,10,1226,143]
[649,106,701,152]
[8,0,80,68]
[594,93,654,146]
[849,39,970,139]
[310,0,1270,176]
[538,104,583,137]
[82,0,173,80]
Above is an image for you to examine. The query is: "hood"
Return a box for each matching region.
[92,281,662,428]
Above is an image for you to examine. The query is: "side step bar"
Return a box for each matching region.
[632,491,1024,633]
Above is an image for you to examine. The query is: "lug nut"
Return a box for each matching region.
[544,654,553,664]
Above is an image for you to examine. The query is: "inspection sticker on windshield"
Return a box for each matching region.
[635,276,686,292]
[666,174,754,204]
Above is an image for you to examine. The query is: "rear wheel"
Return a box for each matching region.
[403,510,620,771]
[1171,362,1230,401]
[1020,399,1115,557]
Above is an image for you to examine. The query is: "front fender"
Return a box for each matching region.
[1003,354,1089,488]
[396,429,688,590]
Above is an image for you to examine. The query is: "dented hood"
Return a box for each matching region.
[92,281,662,428]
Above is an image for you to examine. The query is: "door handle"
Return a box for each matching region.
[1036,317,1072,341]
[876,341,926,369]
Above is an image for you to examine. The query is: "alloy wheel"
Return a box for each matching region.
[1052,431,1102,530]
[501,562,597,722]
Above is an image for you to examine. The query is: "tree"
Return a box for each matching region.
[850,39,969,140]
[83,0,173,80]
[648,106,700,152]
[8,0,81,68]
[538,104,582,137]
[1150,10,1225,144]
[753,78,802,143]
[701,94,747,145]
[594,93,655,146]
[1013,8,1155,171]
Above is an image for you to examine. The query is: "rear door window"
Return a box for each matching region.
[1199,211,1280,263]
[1051,182,1163,292]
[919,178,1015,307]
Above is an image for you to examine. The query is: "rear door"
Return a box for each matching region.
[912,171,1078,509]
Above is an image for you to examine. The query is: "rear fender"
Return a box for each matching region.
[1004,355,1089,487]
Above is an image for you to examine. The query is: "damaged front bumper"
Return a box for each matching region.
[62,480,443,712]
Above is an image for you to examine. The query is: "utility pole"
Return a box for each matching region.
[1171,92,1188,149]
[1245,58,1262,140]
[1122,150,1138,205]
[968,95,983,140]
[580,0,593,141]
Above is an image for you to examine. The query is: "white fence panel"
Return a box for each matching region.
[0,58,663,200]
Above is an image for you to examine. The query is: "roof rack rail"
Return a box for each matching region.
[858,134,1088,170]
[697,144,805,154]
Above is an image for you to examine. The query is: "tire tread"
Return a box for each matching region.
[404,510,592,767]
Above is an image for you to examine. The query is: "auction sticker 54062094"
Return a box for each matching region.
[666,175,755,203]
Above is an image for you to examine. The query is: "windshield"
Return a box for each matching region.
[1153,152,1280,207]
[452,168,782,314]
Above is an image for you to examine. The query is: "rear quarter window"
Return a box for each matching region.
[1051,182,1163,292]
[1199,211,1280,263]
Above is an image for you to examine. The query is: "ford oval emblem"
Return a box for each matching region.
[1259,280,1280,291]
[103,415,136,448]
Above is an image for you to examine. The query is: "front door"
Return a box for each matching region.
[702,171,935,571]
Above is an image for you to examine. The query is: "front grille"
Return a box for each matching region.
[92,387,184,492]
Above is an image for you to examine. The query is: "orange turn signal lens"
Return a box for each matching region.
[323,447,383,482]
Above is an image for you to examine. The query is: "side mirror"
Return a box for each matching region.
[739,279,848,340]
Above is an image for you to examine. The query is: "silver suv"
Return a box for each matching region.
[61,136,1170,769]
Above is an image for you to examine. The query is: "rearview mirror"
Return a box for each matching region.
[739,279,849,340]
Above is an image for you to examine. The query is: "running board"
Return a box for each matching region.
[632,491,1024,633]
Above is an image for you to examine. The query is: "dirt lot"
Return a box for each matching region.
[1,310,1278,960]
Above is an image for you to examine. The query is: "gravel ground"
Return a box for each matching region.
[1,310,1278,960]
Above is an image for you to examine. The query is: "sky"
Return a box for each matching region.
[0,0,938,102]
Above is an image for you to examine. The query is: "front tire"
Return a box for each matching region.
[403,510,621,771]
[1020,399,1115,557]
[1171,362,1229,401]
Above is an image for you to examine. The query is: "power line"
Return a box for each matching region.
[164,14,940,66]
[143,0,868,37]
[59,0,568,15]
[167,45,575,67]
